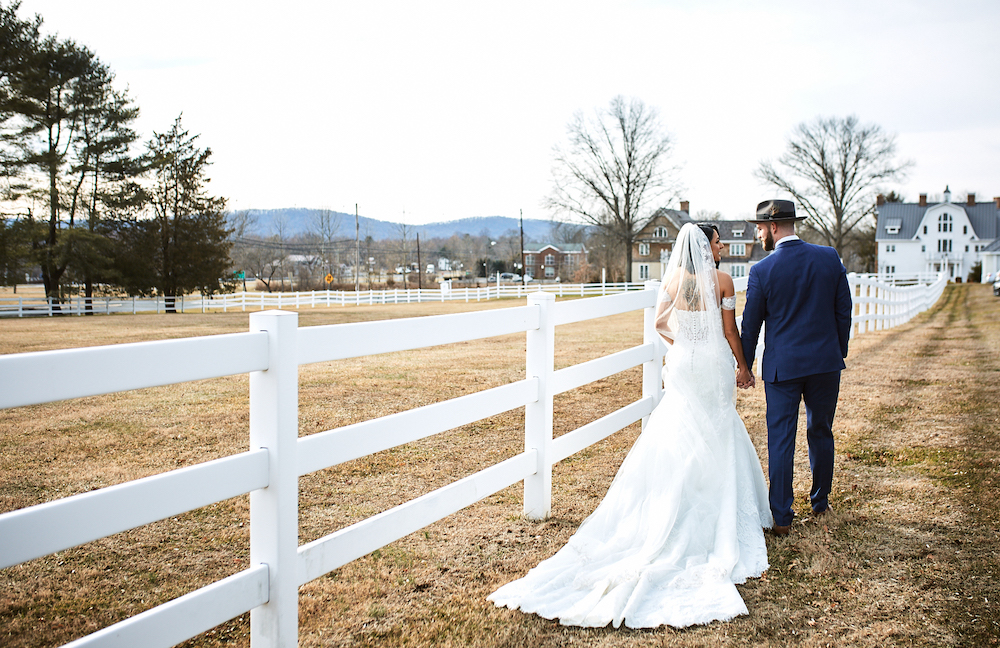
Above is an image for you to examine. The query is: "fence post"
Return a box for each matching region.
[642,280,664,427]
[249,310,299,648]
[524,292,555,521]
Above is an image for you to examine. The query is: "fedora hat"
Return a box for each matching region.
[746,199,806,224]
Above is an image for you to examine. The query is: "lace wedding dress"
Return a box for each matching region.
[488,224,772,629]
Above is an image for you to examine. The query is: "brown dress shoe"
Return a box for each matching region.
[771,524,791,536]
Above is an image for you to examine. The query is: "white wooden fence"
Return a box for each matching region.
[0,273,947,647]
[0,282,648,317]
[846,273,948,336]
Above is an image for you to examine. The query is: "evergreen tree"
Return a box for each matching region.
[0,3,141,308]
[142,115,231,311]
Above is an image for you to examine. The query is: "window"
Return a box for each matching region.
[544,254,555,265]
[923,225,928,234]
[965,245,969,252]
[730,243,746,256]
[638,264,649,280]
[921,245,926,252]
[638,243,650,256]
[544,266,555,278]
[565,254,576,265]
[886,226,900,234]
[885,265,896,274]
[653,226,669,238]
[732,229,744,238]
[730,264,746,277]
[937,239,952,253]
[524,254,534,265]
[938,213,952,232]
[963,225,968,234]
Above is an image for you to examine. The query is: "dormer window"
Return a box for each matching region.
[732,228,744,238]
[884,217,901,235]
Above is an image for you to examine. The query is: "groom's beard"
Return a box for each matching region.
[761,228,775,251]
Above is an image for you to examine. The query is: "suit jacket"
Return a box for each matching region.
[740,238,853,383]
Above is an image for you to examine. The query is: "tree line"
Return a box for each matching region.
[0,2,230,312]
[227,209,624,292]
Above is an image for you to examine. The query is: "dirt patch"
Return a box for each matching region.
[2,287,1000,647]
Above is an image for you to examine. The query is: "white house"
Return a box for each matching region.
[875,187,1000,282]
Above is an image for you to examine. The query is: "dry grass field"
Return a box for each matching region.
[1,285,999,647]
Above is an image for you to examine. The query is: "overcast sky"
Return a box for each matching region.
[18,0,1000,225]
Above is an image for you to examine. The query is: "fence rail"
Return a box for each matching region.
[0,282,651,317]
[0,273,946,648]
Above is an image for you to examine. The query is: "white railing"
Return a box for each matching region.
[0,286,667,648]
[0,272,948,647]
[866,272,945,286]
[0,282,648,317]
[846,272,948,335]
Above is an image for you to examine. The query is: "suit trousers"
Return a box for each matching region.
[764,371,841,526]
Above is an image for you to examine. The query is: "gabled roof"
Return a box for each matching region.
[712,220,751,240]
[982,238,1000,253]
[648,208,692,231]
[524,243,587,254]
[876,201,1000,241]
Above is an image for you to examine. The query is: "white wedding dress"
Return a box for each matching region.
[489,225,773,629]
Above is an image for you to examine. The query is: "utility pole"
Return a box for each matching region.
[354,204,360,293]
[416,232,422,290]
[519,208,525,285]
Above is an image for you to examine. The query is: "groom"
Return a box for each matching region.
[739,199,853,536]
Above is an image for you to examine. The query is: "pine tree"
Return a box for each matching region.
[142,115,231,311]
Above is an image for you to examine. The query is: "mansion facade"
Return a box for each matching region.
[631,202,765,281]
[875,188,1000,282]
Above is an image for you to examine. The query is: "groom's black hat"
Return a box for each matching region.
[746,199,806,224]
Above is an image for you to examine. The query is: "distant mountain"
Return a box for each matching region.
[246,208,566,243]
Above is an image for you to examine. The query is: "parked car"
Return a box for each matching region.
[994,278,1000,296]
[498,272,520,282]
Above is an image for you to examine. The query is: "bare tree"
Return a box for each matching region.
[394,220,414,287]
[755,115,911,256]
[227,209,258,291]
[546,96,681,281]
[311,208,341,283]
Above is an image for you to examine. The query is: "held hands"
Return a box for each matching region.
[736,366,756,389]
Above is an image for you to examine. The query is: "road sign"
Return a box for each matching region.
[324,273,334,284]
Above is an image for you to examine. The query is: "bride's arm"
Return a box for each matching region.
[717,271,753,384]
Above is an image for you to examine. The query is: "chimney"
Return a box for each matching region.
[967,193,976,206]
[679,200,689,213]
[995,197,1000,209]
[919,194,927,207]
[876,194,885,206]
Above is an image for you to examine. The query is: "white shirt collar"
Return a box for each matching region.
[775,234,800,248]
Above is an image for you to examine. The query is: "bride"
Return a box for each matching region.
[488,223,773,629]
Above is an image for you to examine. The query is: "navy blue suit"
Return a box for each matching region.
[740,238,853,526]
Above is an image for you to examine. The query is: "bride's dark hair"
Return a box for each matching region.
[697,223,720,269]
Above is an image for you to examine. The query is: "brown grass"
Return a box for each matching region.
[2,286,1000,647]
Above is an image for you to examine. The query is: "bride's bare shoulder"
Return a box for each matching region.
[715,269,735,292]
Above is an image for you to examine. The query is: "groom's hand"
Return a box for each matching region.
[737,366,754,389]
